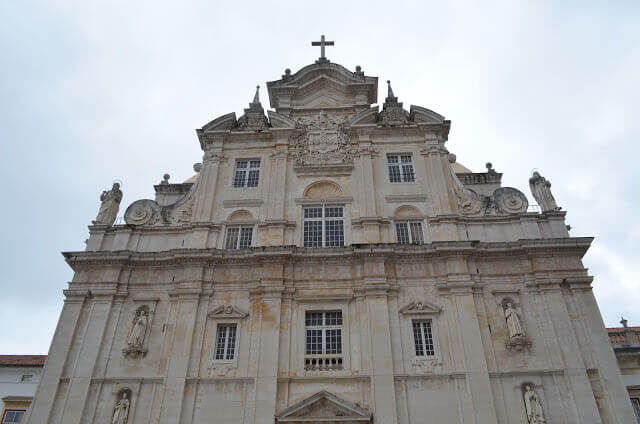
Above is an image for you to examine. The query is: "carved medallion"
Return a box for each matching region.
[494,187,529,214]
[124,199,160,226]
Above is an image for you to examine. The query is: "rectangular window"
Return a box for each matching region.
[20,374,33,382]
[632,398,640,423]
[305,311,343,370]
[303,206,344,248]
[412,320,435,357]
[395,221,424,244]
[2,411,25,424]
[387,154,415,183]
[225,226,253,249]
[233,159,260,188]
[214,324,237,360]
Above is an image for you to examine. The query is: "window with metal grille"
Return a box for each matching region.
[305,311,343,370]
[303,206,344,247]
[395,221,424,244]
[214,324,237,360]
[412,320,435,357]
[233,159,260,188]
[632,398,640,423]
[1,411,25,424]
[387,154,415,183]
[225,226,253,249]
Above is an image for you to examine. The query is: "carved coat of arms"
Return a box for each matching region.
[294,111,353,165]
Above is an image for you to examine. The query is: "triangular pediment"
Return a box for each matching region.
[276,390,372,423]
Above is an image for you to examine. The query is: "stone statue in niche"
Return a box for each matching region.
[529,171,560,212]
[94,183,123,226]
[523,385,546,423]
[503,302,531,351]
[123,306,149,358]
[111,391,130,424]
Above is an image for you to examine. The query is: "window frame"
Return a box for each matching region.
[304,310,344,370]
[387,153,416,183]
[224,225,254,250]
[412,319,435,357]
[302,204,345,248]
[631,397,640,423]
[214,323,238,361]
[1,410,26,424]
[232,159,261,188]
[395,220,425,245]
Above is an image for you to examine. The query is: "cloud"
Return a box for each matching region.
[1,0,639,352]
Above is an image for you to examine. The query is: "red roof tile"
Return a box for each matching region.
[0,355,47,367]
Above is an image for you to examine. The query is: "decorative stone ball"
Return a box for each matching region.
[285,68,291,75]
[193,163,202,173]
[486,162,493,170]
[163,173,170,181]
[356,65,361,72]
[448,153,457,163]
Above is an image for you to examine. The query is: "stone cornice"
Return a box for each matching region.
[63,238,594,271]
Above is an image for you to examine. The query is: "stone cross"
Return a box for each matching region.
[311,35,334,59]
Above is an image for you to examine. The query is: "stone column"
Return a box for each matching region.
[438,256,499,423]
[159,265,204,424]
[262,135,290,246]
[421,142,456,217]
[536,280,603,423]
[26,290,89,424]
[357,133,380,243]
[568,277,637,423]
[246,261,285,424]
[193,137,225,223]
[361,257,398,424]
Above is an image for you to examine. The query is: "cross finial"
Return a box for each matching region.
[311,34,334,60]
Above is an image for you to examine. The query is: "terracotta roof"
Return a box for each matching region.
[0,355,46,367]
[607,327,640,334]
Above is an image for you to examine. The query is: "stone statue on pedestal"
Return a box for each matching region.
[111,392,130,424]
[504,303,524,339]
[94,183,122,225]
[127,309,148,349]
[529,172,560,212]
[523,385,546,423]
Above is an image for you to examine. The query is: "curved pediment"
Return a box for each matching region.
[267,61,377,112]
[409,105,445,124]
[267,110,297,129]
[348,107,379,126]
[199,112,237,132]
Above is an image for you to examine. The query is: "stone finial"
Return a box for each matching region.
[448,153,457,163]
[356,65,361,72]
[193,163,202,173]
[160,174,170,185]
[252,85,260,105]
[621,317,628,328]
[386,80,396,101]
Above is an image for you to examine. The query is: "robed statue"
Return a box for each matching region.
[504,303,524,339]
[529,172,559,212]
[94,183,123,226]
[112,392,130,424]
[523,385,546,423]
[127,309,148,349]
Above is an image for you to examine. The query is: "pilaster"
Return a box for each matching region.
[193,137,225,222]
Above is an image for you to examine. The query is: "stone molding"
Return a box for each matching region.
[385,194,427,203]
[207,304,249,320]
[222,199,264,208]
[293,163,354,176]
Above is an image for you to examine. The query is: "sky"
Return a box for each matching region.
[1,0,639,354]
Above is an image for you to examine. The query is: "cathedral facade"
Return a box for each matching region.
[28,45,636,424]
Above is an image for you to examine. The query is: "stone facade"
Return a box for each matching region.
[27,53,637,423]
[0,355,46,422]
[608,321,640,421]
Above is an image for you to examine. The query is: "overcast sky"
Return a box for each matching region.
[1,1,639,354]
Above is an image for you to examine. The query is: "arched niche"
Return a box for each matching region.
[303,181,345,199]
[393,205,422,218]
[227,209,254,222]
